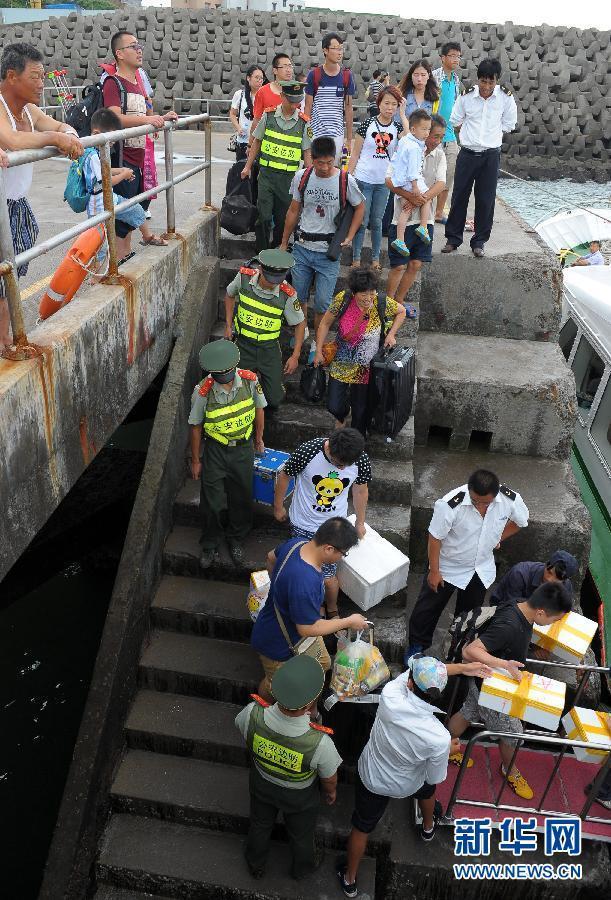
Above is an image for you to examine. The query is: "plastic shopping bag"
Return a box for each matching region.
[246,570,270,622]
[330,625,390,699]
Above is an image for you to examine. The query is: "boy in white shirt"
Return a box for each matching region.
[390,109,433,258]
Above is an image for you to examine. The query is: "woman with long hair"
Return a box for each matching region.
[398,59,440,116]
[229,65,266,161]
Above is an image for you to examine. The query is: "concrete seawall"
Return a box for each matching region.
[0,9,608,181]
[0,210,217,583]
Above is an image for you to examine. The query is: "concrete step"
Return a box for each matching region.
[125,690,249,768]
[109,750,394,853]
[151,574,252,642]
[164,496,411,582]
[94,888,173,900]
[97,814,378,899]
[410,446,591,581]
[175,457,413,519]
[264,404,415,462]
[415,332,575,460]
[139,630,260,705]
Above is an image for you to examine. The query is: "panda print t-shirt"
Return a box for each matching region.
[284,438,372,533]
[353,116,403,185]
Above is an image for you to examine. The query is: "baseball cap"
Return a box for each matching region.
[407,654,448,694]
[548,550,578,579]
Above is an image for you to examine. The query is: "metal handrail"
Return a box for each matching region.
[0,113,213,360]
[445,728,611,825]
[444,656,611,827]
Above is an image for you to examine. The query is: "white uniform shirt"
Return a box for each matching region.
[450,85,517,151]
[428,483,529,590]
[358,672,451,798]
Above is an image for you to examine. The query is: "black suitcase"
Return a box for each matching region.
[368,346,415,439]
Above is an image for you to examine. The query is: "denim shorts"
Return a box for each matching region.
[291,241,341,315]
[290,523,337,577]
[387,223,434,268]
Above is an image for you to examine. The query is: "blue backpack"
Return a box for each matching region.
[64,147,97,214]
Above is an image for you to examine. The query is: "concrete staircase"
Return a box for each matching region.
[94,231,416,898]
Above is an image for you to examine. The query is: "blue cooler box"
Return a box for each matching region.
[253,448,294,506]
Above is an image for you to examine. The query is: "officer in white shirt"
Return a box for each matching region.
[442,58,517,258]
[406,468,529,660]
[337,654,492,897]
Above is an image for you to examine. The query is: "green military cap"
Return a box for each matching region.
[271,655,325,710]
[198,339,240,373]
[258,248,295,273]
[279,79,305,103]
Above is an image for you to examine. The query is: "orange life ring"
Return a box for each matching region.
[38,224,105,321]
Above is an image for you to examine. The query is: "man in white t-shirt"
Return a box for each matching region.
[337,654,491,897]
[273,428,371,617]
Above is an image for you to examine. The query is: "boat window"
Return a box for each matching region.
[590,377,611,468]
[559,319,578,361]
[571,336,604,413]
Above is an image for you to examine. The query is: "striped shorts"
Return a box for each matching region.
[290,523,337,578]
[0,197,39,296]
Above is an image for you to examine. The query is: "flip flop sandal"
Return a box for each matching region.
[140,236,168,247]
[118,251,136,266]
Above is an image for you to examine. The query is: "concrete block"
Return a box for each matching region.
[409,446,591,586]
[420,200,562,341]
[415,332,576,460]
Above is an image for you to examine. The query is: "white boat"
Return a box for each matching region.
[535,205,611,671]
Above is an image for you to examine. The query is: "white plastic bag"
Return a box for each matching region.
[246,570,270,622]
[330,626,390,699]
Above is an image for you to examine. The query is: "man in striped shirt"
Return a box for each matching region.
[304,33,355,165]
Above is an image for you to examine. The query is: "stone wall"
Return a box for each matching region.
[1,9,609,181]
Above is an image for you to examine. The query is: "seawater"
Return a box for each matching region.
[497,177,611,226]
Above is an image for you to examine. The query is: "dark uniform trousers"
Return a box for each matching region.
[255,168,294,252]
[245,766,320,879]
[200,438,254,550]
[445,147,501,249]
[236,334,285,410]
[408,571,487,650]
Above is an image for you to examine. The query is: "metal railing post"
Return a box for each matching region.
[163,126,176,236]
[204,117,212,208]
[99,141,119,279]
[0,169,37,358]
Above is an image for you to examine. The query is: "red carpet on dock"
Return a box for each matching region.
[436,743,611,842]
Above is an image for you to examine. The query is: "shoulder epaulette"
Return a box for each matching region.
[463,85,475,95]
[198,375,214,397]
[250,693,270,707]
[238,368,257,381]
[309,721,334,735]
[298,111,310,122]
[240,266,257,276]
[264,105,280,113]
[447,491,466,509]
[500,85,513,96]
[279,281,297,297]
[499,483,516,501]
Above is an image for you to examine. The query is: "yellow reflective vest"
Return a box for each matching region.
[234,267,296,342]
[199,370,257,444]
[259,108,309,174]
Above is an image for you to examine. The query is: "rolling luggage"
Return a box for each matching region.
[368,346,415,439]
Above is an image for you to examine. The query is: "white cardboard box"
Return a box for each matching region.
[479,668,566,730]
[531,610,598,664]
[562,706,611,764]
[337,516,410,611]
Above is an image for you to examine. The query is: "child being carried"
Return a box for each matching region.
[390,109,432,258]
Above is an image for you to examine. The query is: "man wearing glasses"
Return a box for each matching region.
[304,32,355,165]
[432,42,462,224]
[102,31,177,260]
[251,53,294,134]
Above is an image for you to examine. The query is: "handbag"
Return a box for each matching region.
[228,133,238,152]
[322,303,368,366]
[300,364,327,402]
[220,177,257,235]
[272,541,329,665]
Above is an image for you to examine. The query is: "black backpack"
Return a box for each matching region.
[65,76,126,138]
[220,177,257,235]
[443,605,497,663]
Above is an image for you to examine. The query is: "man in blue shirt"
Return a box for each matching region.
[252,517,368,702]
[571,240,605,267]
[490,550,577,606]
[432,41,462,224]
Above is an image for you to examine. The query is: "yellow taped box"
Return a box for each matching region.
[247,570,270,622]
[562,706,611,764]
[531,610,597,664]
[479,668,566,730]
